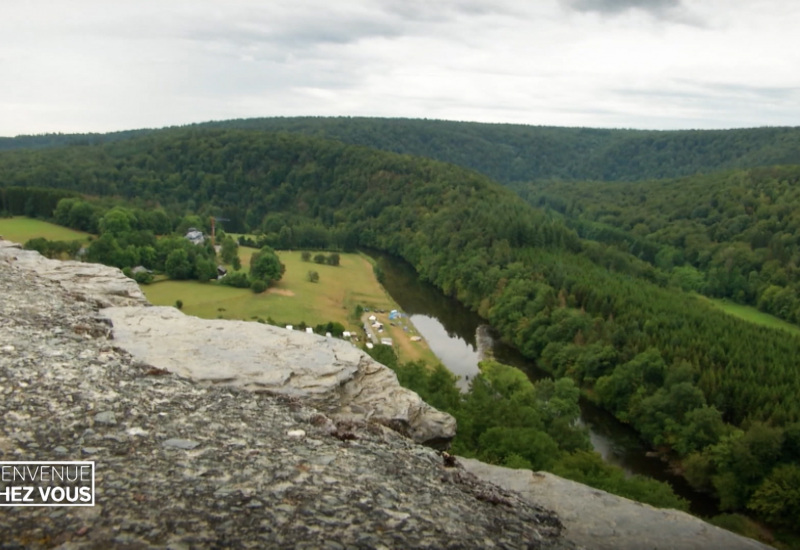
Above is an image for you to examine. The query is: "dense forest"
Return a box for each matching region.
[2,124,800,537]
[5,117,800,182]
[515,166,800,327]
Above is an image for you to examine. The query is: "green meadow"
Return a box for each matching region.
[0,217,437,365]
[142,249,439,365]
[0,216,92,243]
[697,295,800,336]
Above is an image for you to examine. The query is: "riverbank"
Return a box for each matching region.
[368,253,718,510]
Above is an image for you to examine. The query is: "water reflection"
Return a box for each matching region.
[409,314,480,389]
[370,249,719,516]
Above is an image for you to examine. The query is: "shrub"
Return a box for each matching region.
[220,270,250,288]
[133,271,153,284]
[251,279,267,293]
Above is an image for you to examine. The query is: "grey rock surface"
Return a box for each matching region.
[0,239,147,308]
[0,247,569,549]
[458,458,772,550]
[101,305,456,445]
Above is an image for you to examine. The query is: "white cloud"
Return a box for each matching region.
[1,0,799,135]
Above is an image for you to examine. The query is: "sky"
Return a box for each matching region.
[2,0,799,136]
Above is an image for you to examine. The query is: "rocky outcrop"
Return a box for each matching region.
[0,257,569,549]
[458,458,772,550]
[0,240,147,307]
[101,305,456,446]
[0,238,455,446]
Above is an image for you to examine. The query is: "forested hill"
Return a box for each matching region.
[3,128,800,530]
[0,128,152,152]
[517,165,800,327]
[180,118,800,183]
[4,117,800,183]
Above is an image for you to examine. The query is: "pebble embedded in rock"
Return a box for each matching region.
[162,438,201,450]
[95,411,117,425]
[287,429,306,439]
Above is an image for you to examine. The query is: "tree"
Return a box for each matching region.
[748,464,800,527]
[301,251,311,262]
[307,270,319,283]
[176,215,205,235]
[194,256,217,283]
[220,235,239,265]
[99,207,135,236]
[313,253,326,264]
[327,253,340,266]
[165,249,192,280]
[478,427,560,471]
[676,405,727,455]
[250,246,284,285]
[220,271,250,288]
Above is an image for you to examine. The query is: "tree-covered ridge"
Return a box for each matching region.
[5,117,800,183]
[2,128,800,528]
[0,129,153,152]
[181,118,800,183]
[518,165,800,326]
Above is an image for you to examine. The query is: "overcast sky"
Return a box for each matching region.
[2,0,799,136]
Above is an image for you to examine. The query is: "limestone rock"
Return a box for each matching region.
[0,260,569,549]
[458,457,772,550]
[0,239,147,307]
[101,305,457,445]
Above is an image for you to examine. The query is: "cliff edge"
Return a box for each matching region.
[0,239,771,549]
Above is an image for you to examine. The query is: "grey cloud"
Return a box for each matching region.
[565,0,680,16]
[377,0,522,24]
[563,0,707,26]
[608,80,800,128]
[186,12,404,52]
[616,81,800,103]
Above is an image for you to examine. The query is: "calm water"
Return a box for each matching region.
[370,250,719,517]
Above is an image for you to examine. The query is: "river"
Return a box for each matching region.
[370,250,719,517]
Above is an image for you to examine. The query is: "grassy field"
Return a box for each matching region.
[697,295,800,336]
[0,216,92,243]
[0,218,438,365]
[142,249,439,365]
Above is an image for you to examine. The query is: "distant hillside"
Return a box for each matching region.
[191,118,800,182]
[0,129,152,152]
[517,165,800,326]
[4,117,800,183]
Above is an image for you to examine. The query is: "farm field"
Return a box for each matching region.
[143,249,439,365]
[0,217,438,366]
[0,216,92,243]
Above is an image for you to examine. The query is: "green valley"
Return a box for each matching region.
[3,118,800,544]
